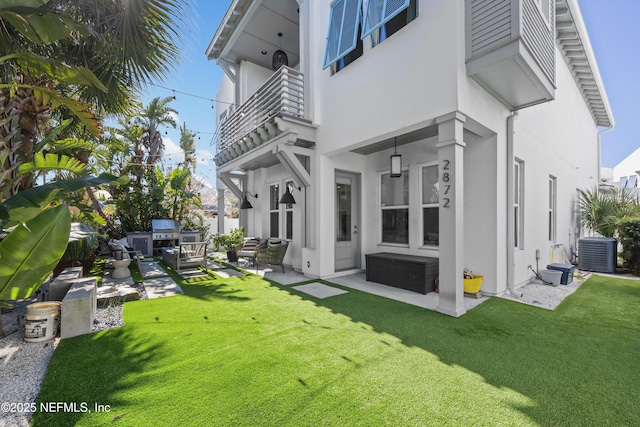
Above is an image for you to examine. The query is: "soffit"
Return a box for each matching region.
[206,0,300,70]
[555,0,614,127]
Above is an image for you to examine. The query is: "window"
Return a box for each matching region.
[422,165,439,246]
[535,0,551,23]
[549,175,557,242]
[381,172,409,244]
[285,181,294,240]
[363,0,417,43]
[323,0,363,70]
[514,159,524,248]
[269,184,279,238]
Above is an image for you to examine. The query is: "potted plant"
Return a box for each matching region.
[218,227,244,262]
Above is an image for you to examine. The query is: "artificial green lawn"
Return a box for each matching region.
[33,271,640,426]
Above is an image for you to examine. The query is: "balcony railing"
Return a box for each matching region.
[215,66,304,153]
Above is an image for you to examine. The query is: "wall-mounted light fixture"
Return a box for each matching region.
[240,191,258,209]
[279,183,301,204]
[390,137,402,178]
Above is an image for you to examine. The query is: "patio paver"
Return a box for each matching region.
[143,276,183,299]
[140,261,167,278]
[292,282,349,299]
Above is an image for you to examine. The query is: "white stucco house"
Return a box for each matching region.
[601,146,640,189]
[206,0,613,316]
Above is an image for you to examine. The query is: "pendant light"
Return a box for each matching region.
[272,32,288,70]
[390,137,402,178]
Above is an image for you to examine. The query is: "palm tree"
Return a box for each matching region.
[140,96,178,167]
[1,0,191,193]
[179,122,197,172]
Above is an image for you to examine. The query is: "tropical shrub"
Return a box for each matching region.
[617,217,640,275]
[578,187,640,237]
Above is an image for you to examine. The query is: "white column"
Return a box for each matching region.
[436,112,467,317]
[217,186,225,234]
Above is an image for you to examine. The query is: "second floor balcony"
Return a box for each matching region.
[214,66,311,166]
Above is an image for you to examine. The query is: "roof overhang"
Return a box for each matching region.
[556,0,614,128]
[205,0,300,73]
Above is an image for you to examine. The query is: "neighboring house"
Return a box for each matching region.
[602,146,640,189]
[206,0,613,316]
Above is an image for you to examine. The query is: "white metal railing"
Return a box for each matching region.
[215,66,304,153]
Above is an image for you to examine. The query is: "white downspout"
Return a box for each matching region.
[597,125,614,187]
[506,112,523,297]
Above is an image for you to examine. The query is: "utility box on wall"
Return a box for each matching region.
[578,237,617,273]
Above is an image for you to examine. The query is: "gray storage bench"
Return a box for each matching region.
[365,252,439,294]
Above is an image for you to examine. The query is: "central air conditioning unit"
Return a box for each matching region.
[578,237,617,273]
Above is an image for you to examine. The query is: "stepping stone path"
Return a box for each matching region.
[143,276,183,299]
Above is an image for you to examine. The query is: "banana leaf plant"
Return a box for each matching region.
[0,172,129,336]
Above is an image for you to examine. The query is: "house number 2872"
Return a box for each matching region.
[442,159,451,208]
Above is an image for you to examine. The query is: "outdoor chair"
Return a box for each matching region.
[162,242,208,270]
[256,240,289,273]
[236,237,266,266]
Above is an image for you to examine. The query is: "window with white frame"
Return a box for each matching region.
[285,181,294,240]
[514,159,524,248]
[422,164,439,246]
[364,0,418,45]
[549,175,557,242]
[381,172,409,244]
[269,184,279,238]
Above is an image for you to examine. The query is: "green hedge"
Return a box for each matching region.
[617,217,640,275]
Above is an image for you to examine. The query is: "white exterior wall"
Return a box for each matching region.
[237,60,273,104]
[510,50,599,285]
[312,0,460,155]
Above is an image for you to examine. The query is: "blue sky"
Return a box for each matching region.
[142,0,639,188]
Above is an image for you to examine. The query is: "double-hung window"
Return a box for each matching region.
[422,164,439,246]
[269,184,279,238]
[381,172,409,244]
[549,175,557,242]
[285,181,294,240]
[514,159,524,248]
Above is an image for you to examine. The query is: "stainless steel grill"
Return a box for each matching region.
[151,219,180,241]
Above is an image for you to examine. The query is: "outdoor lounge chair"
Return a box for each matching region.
[256,240,289,273]
[236,237,266,265]
[162,242,208,270]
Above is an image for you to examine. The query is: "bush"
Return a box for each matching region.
[617,217,640,275]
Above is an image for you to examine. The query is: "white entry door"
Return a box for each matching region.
[335,171,360,270]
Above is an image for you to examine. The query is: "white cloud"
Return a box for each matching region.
[196,148,214,166]
[162,136,183,159]
[167,111,181,126]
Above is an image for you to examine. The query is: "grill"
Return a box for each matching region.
[152,219,180,241]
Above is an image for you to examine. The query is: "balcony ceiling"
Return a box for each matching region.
[207,0,300,71]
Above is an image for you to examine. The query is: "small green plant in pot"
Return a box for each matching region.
[217,227,244,262]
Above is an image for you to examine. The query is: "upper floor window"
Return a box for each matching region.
[324,0,418,71]
[364,0,417,44]
[323,0,363,70]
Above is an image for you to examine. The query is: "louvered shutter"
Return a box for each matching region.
[361,0,410,38]
[323,0,362,69]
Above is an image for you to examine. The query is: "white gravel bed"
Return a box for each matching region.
[0,283,144,427]
[498,270,589,310]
